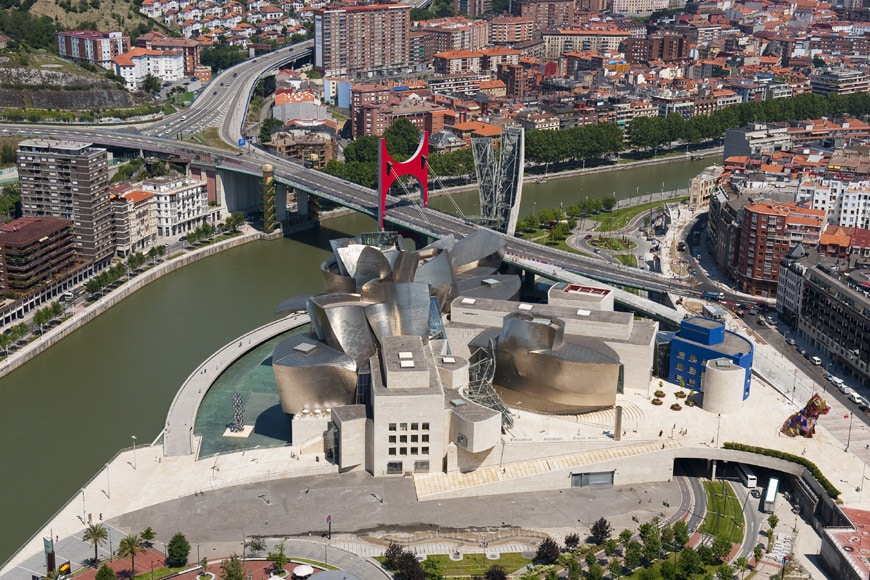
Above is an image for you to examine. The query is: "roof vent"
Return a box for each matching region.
[399,360,415,369]
[518,303,533,310]
[294,342,317,354]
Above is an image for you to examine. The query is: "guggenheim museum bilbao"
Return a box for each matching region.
[270,229,753,477]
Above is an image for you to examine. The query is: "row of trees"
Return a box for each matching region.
[32,301,63,334]
[525,122,625,166]
[0,321,31,355]
[533,517,748,580]
[82,524,191,573]
[182,213,244,245]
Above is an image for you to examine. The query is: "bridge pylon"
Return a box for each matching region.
[377,131,429,230]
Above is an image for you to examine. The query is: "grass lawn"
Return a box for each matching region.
[589,236,637,251]
[132,566,187,580]
[701,480,745,544]
[425,553,531,577]
[187,128,237,152]
[596,197,689,232]
[614,254,638,268]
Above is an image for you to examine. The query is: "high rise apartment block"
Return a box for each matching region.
[16,139,114,266]
[735,202,824,296]
[512,0,575,29]
[313,4,411,78]
[415,18,490,54]
[55,30,130,70]
[490,16,534,45]
[0,217,75,295]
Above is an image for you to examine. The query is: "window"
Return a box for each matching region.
[411,422,418,430]
[411,447,418,455]
[676,351,685,359]
[387,461,402,474]
[676,363,684,371]
[422,447,429,455]
[400,447,408,455]
[688,367,697,375]
[388,435,396,443]
[411,434,418,443]
[388,447,396,456]
[422,434,429,443]
[688,355,698,363]
[389,423,396,431]
[400,423,408,431]
[400,435,407,443]
[422,422,429,430]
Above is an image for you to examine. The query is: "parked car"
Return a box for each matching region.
[758,319,767,326]
[751,489,761,498]
[786,338,797,346]
[849,392,865,405]
[585,234,593,239]
[810,356,822,365]
[797,347,807,356]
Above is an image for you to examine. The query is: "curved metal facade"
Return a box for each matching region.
[272,334,357,415]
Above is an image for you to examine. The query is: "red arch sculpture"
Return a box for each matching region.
[378,131,429,229]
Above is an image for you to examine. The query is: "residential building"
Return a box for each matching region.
[541,28,631,59]
[735,202,824,296]
[135,31,201,76]
[313,4,411,78]
[723,123,792,158]
[611,0,669,16]
[16,139,114,266]
[689,165,723,210]
[110,189,157,257]
[415,18,489,54]
[810,67,870,96]
[800,262,870,386]
[454,0,490,17]
[798,174,870,230]
[112,47,185,90]
[490,16,534,45]
[56,30,130,70]
[775,245,808,328]
[138,175,212,238]
[0,217,75,295]
[513,0,575,30]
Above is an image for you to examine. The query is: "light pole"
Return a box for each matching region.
[716,414,722,448]
[131,435,137,469]
[846,412,854,452]
[105,462,110,499]
[81,488,86,523]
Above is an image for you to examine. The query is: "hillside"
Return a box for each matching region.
[12,0,158,38]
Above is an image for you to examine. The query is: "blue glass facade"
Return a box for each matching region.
[668,316,754,399]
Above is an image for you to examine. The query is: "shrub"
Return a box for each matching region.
[536,537,561,565]
[166,532,191,568]
[723,442,840,498]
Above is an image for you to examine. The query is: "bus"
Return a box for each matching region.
[736,464,757,488]
[763,477,779,513]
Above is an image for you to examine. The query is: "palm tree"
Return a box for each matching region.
[117,534,145,575]
[83,523,109,565]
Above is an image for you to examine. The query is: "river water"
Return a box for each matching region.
[0,156,714,562]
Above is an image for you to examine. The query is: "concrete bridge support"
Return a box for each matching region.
[219,168,264,215]
[190,161,222,206]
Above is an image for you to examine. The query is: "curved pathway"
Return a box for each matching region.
[163,312,310,457]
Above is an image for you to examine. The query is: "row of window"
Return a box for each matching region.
[388,422,429,431]
[388,446,429,456]
[388,434,429,444]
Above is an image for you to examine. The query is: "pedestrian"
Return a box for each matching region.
[99,513,102,521]
[659,430,663,437]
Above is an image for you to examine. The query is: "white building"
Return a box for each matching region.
[797,174,870,229]
[111,47,184,90]
[138,175,214,237]
[110,189,157,257]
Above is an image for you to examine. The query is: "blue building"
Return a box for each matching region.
[668,316,754,399]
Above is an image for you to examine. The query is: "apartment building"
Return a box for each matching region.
[110,189,157,257]
[490,16,534,45]
[112,47,185,90]
[810,67,870,96]
[56,30,130,70]
[0,217,75,295]
[135,31,201,76]
[138,175,211,238]
[512,0,575,30]
[415,18,489,54]
[313,3,411,78]
[541,28,630,59]
[16,139,114,266]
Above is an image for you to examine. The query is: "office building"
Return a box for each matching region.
[810,67,870,96]
[313,4,411,78]
[16,139,114,266]
[668,316,754,397]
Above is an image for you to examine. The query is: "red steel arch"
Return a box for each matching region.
[377,131,429,229]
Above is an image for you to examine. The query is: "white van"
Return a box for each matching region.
[832,377,845,390]
[810,356,822,366]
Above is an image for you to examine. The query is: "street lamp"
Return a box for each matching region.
[846,412,854,452]
[131,435,137,469]
[715,414,722,448]
[105,462,110,499]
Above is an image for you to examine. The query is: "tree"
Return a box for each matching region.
[710,535,732,562]
[166,532,191,567]
[736,556,749,579]
[585,562,604,580]
[219,554,245,580]
[590,517,613,545]
[95,564,115,580]
[619,529,633,549]
[624,541,642,569]
[421,557,443,580]
[245,537,265,557]
[564,532,580,551]
[141,74,161,94]
[384,542,404,570]
[383,119,421,161]
[140,527,155,547]
[397,551,425,580]
[717,564,734,580]
[753,544,764,564]
[638,519,661,562]
[260,118,284,144]
[267,542,288,572]
[535,537,561,565]
[672,520,689,548]
[607,558,622,579]
[678,548,701,578]
[603,538,618,557]
[767,514,779,534]
[484,564,507,580]
[585,553,597,567]
[0,332,12,355]
[117,534,145,575]
[82,523,108,565]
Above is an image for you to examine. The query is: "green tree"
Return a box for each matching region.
[603,538,618,557]
[219,554,245,580]
[166,532,191,568]
[717,564,734,580]
[624,541,642,569]
[200,44,246,72]
[711,535,732,562]
[117,534,145,576]
[484,564,507,580]
[590,517,613,545]
[383,118,421,161]
[343,135,379,164]
[736,556,749,579]
[32,307,48,334]
[535,537,561,565]
[672,520,689,548]
[638,518,661,562]
[753,544,764,564]
[245,537,265,557]
[82,523,108,565]
[384,542,404,570]
[421,557,443,580]
[618,529,633,549]
[267,542,288,572]
[0,332,12,356]
[260,118,284,143]
[767,514,779,534]
[608,558,622,579]
[141,74,161,94]
[678,547,701,578]
[95,564,115,580]
[585,562,604,580]
[140,526,155,546]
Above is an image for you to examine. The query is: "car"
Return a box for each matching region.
[585,234,593,239]
[213,91,217,95]
[824,372,833,381]
[233,72,238,77]
[849,392,864,405]
[220,82,224,86]
[750,489,761,498]
[810,356,822,365]
[758,319,766,326]
[786,338,797,346]
[797,347,807,356]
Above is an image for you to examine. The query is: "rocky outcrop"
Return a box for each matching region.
[0,66,149,110]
